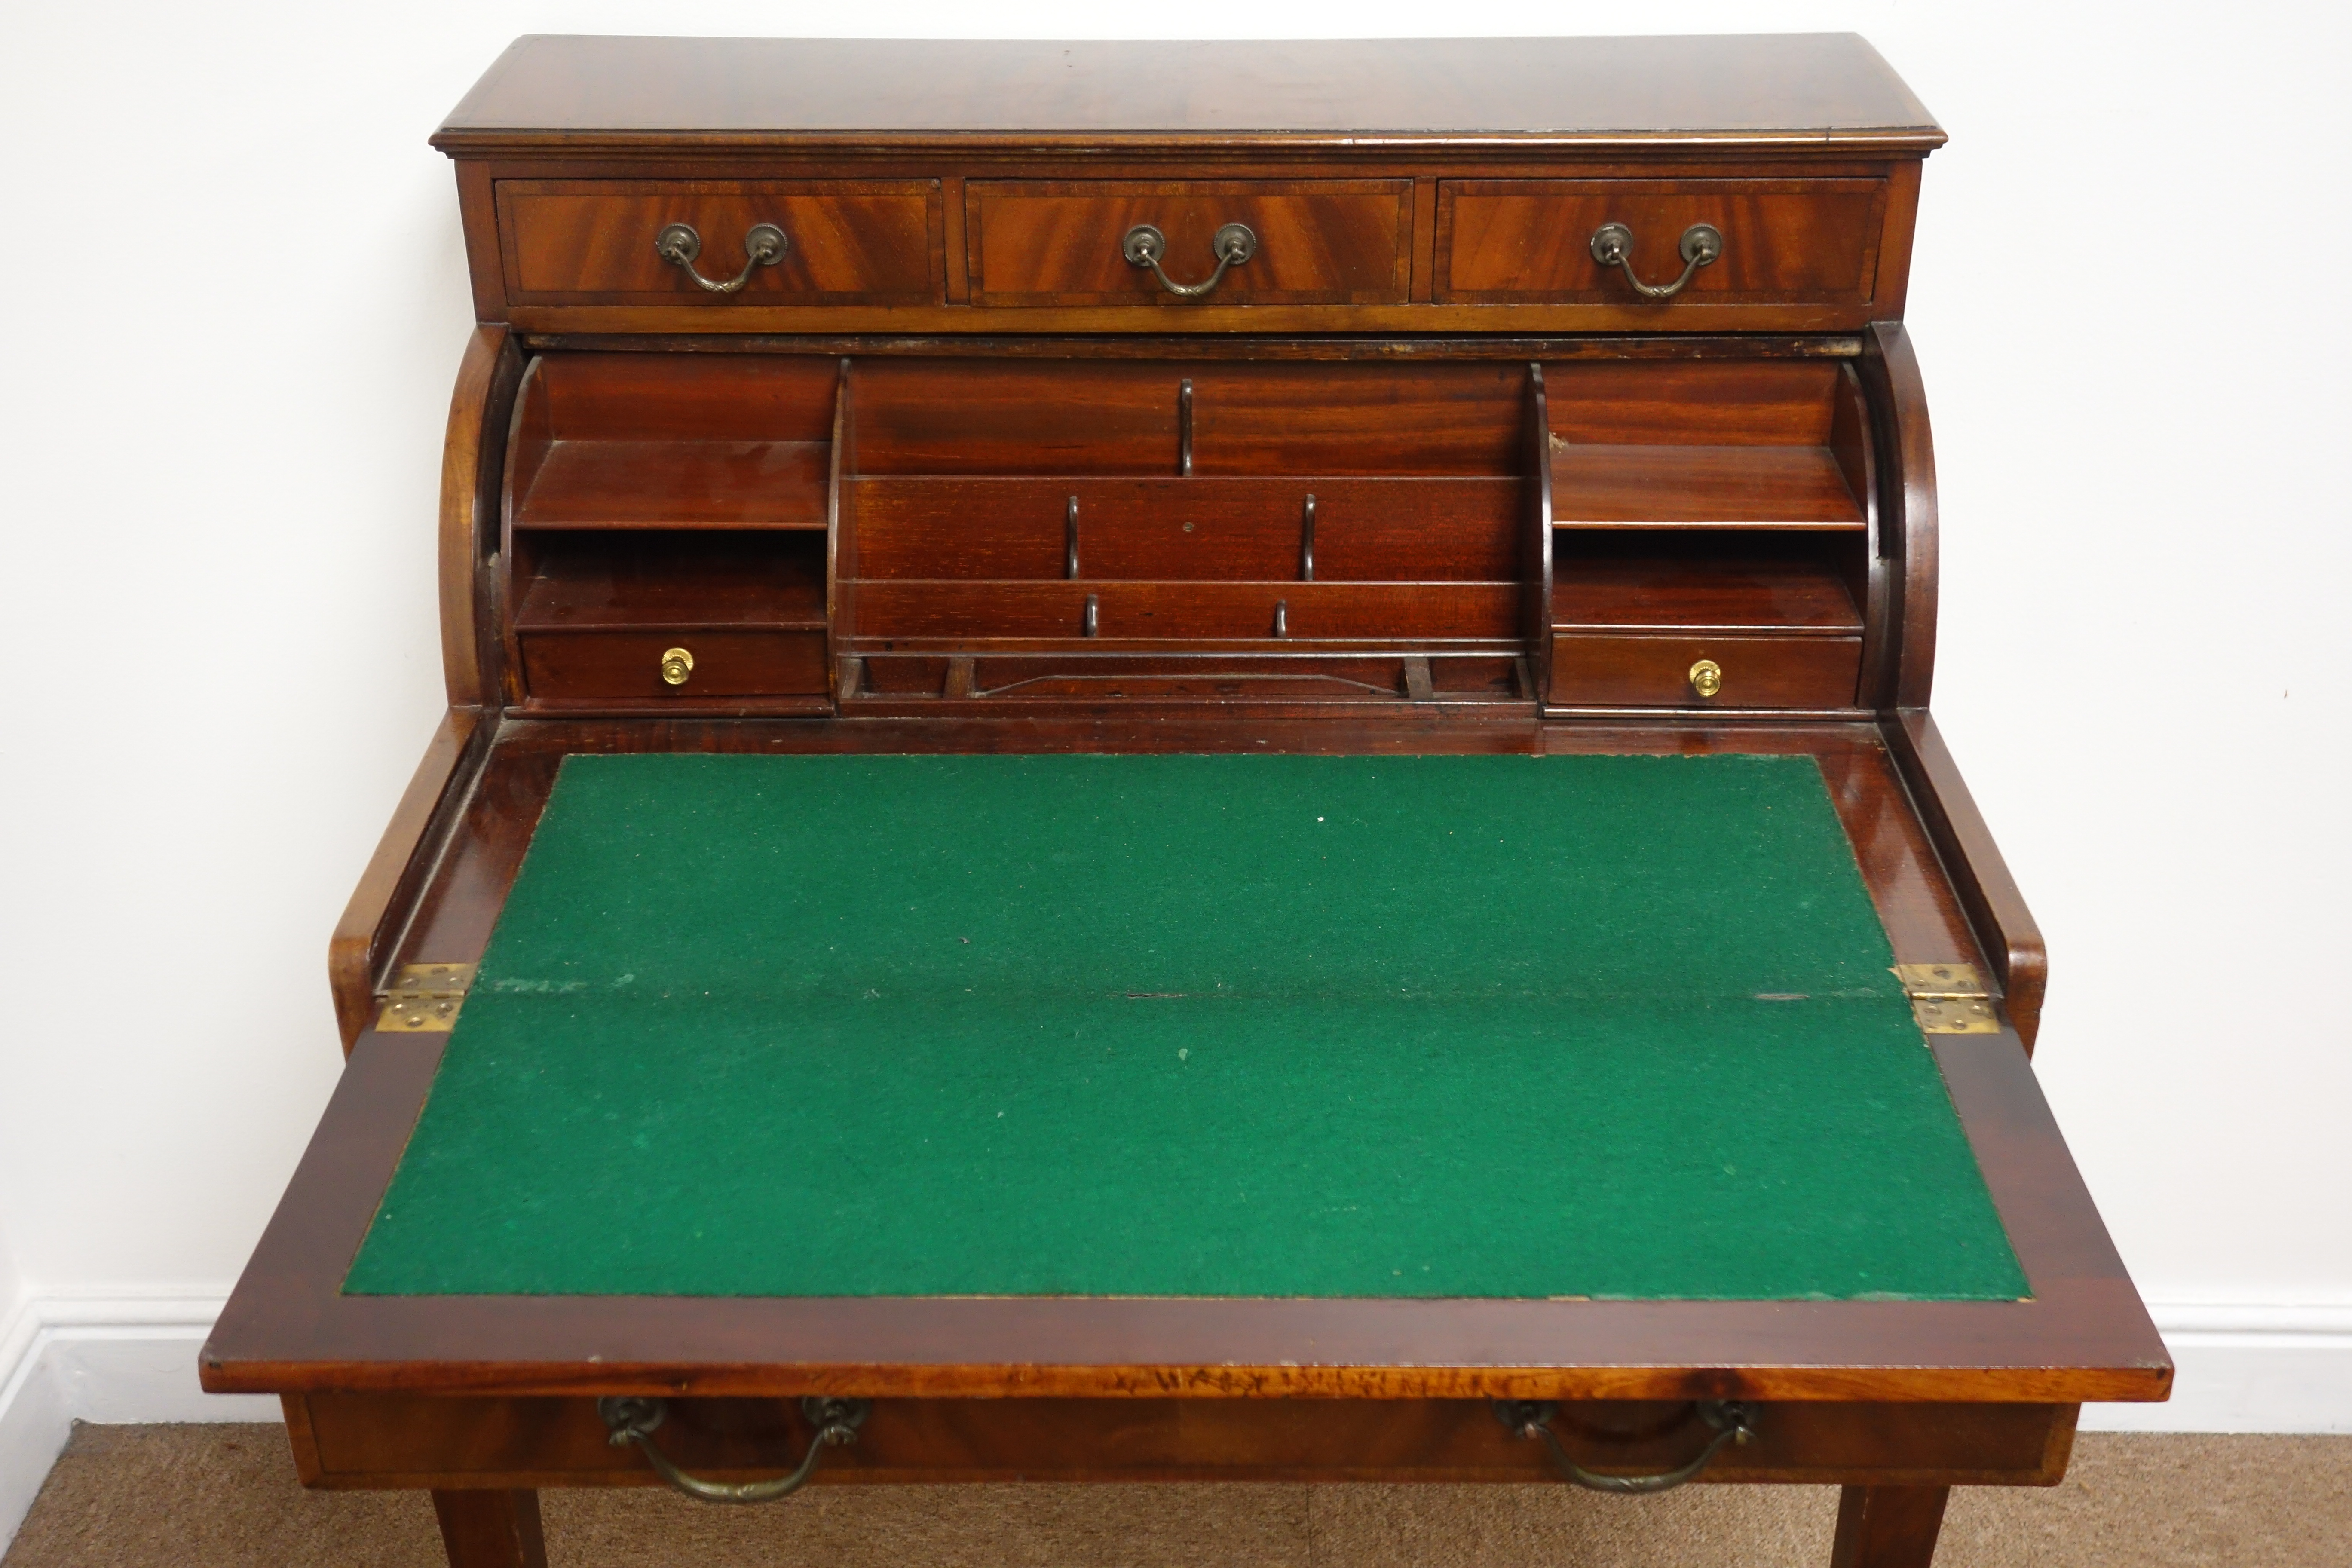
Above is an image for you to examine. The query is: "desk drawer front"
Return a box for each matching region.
[497,181,939,304]
[293,1393,2074,1488]
[968,181,1412,306]
[521,629,828,701]
[1438,180,1887,306]
[1550,633,1861,709]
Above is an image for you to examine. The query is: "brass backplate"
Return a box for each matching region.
[1895,963,2002,1034]
[375,962,477,1034]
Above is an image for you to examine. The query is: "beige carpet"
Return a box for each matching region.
[6,1424,2349,1566]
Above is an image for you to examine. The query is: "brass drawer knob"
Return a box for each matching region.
[1688,658,1723,698]
[660,646,695,686]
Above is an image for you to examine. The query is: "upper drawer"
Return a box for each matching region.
[968,181,1411,306]
[1436,180,1889,307]
[496,180,940,305]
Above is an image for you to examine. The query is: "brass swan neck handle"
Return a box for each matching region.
[1123,223,1258,299]
[600,1396,867,1504]
[655,222,788,294]
[1495,1399,1756,1493]
[1589,222,1723,300]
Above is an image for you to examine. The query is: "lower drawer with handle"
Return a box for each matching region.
[1549,633,1861,709]
[521,630,829,702]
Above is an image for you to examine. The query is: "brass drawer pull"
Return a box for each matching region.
[1688,658,1722,698]
[654,221,788,294]
[1496,1400,1755,1494]
[600,1396,867,1504]
[1123,223,1257,299]
[1589,222,1722,300]
[660,646,695,686]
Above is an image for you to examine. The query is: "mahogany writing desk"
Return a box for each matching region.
[201,35,2170,1568]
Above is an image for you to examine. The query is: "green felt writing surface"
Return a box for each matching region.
[344,753,2026,1301]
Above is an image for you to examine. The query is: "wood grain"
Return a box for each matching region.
[498,181,937,304]
[299,1392,2072,1489]
[968,181,1411,306]
[1438,179,1887,305]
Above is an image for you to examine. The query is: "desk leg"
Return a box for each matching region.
[1829,1485,1948,1568]
[432,1488,547,1568]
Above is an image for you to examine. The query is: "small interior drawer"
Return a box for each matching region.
[1438,180,1888,306]
[967,181,1412,306]
[1549,634,1861,709]
[497,180,938,304]
[521,630,829,701]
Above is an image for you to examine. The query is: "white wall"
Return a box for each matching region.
[0,0,2346,1489]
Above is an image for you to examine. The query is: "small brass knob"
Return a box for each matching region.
[1688,658,1723,699]
[660,647,695,686]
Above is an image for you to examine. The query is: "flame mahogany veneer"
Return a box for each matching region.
[203,35,2165,1568]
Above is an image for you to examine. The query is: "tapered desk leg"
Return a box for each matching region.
[432,1488,547,1568]
[1830,1485,1948,1567]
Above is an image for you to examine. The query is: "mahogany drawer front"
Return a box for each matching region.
[497,180,939,304]
[1550,633,1860,708]
[854,581,1517,642]
[968,181,1412,306]
[521,630,828,701]
[1437,180,1888,306]
[294,1392,2073,1488]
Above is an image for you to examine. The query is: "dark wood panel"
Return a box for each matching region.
[969,181,1411,305]
[849,580,1519,642]
[848,359,1182,475]
[1553,556,1863,633]
[1831,1484,1950,1568]
[514,441,828,530]
[498,181,936,303]
[534,352,839,444]
[1439,179,1886,304]
[848,478,1521,582]
[521,630,828,701]
[1551,445,1865,528]
[1544,359,1846,446]
[1188,361,1528,475]
[1550,633,1862,708]
[434,37,1942,150]
[512,534,825,631]
[300,1392,2070,1488]
[951,654,1522,704]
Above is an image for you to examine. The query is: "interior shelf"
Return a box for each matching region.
[1553,556,1861,634]
[514,532,826,631]
[514,440,830,530]
[1549,441,1864,529]
[1551,528,1865,634]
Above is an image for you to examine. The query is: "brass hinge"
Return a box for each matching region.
[1896,962,2001,1035]
[375,963,477,1033]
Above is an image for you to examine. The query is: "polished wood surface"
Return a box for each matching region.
[434,36,1941,148]
[1831,1484,1952,1568]
[499,181,937,304]
[430,1489,544,1568]
[293,1390,2073,1489]
[1438,179,1888,305]
[1550,632,1862,708]
[324,710,483,1053]
[968,181,1411,306]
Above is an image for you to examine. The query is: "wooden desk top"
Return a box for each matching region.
[435,34,1944,152]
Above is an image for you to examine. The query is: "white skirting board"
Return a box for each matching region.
[2,1298,2348,1552]
[0,1298,280,1552]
